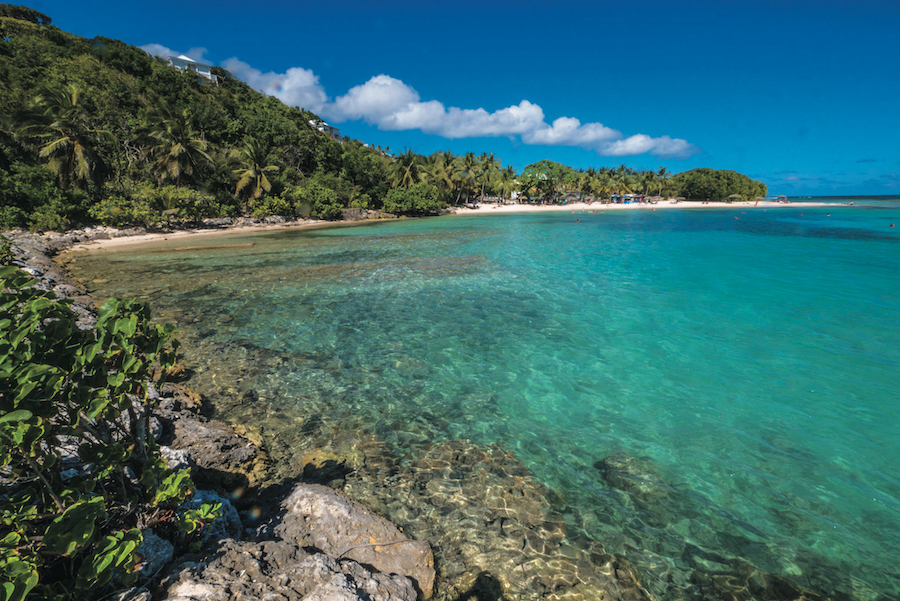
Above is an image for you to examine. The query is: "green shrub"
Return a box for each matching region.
[248,194,294,219]
[88,195,160,227]
[306,182,342,220]
[0,267,218,600]
[0,236,12,266]
[0,165,90,231]
[382,182,442,214]
[349,193,371,210]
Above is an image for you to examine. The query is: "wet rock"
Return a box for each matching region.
[339,440,652,601]
[275,483,435,599]
[156,382,204,418]
[159,539,417,601]
[171,415,268,491]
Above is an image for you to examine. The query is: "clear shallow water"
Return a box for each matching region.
[70,200,900,600]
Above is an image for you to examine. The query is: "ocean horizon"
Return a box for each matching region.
[70,198,900,600]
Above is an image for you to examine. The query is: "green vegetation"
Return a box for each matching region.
[669,168,768,202]
[0,3,766,230]
[0,266,220,600]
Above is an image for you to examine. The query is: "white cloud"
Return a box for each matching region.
[143,46,699,158]
[330,75,420,123]
[523,117,620,147]
[324,75,696,158]
[221,58,329,115]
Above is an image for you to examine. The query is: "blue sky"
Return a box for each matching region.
[34,0,900,196]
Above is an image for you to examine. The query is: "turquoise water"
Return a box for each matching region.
[71,200,900,600]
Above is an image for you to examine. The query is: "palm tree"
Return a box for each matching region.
[454,152,479,204]
[497,165,518,202]
[388,149,423,189]
[233,137,280,200]
[423,151,455,199]
[143,105,211,187]
[593,170,613,201]
[640,170,656,196]
[24,84,113,192]
[656,166,670,197]
[476,153,500,200]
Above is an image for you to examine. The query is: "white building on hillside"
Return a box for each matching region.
[309,120,342,142]
[167,55,218,84]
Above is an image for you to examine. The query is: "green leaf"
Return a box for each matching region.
[0,411,32,424]
[44,497,106,556]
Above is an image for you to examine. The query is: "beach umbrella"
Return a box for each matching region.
[728,194,742,202]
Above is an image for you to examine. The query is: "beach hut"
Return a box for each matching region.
[727,194,742,202]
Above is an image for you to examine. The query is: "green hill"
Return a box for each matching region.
[0,7,387,229]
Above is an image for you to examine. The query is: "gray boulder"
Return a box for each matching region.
[159,539,416,601]
[275,484,435,599]
[170,415,268,490]
[135,530,174,580]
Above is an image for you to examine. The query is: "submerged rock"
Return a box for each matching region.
[594,452,671,503]
[340,439,651,601]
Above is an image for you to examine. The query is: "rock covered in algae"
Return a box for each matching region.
[275,483,436,599]
[339,439,651,601]
[159,539,417,601]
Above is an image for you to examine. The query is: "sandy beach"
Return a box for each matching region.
[62,200,840,254]
[449,198,838,215]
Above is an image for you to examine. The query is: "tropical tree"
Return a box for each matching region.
[454,152,480,203]
[233,136,279,200]
[476,153,500,200]
[143,105,211,188]
[23,84,113,193]
[497,165,518,202]
[656,166,670,197]
[388,148,423,189]
[593,170,613,201]
[422,151,456,201]
[519,160,575,202]
[640,170,656,195]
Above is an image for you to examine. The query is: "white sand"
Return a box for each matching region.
[450,199,836,215]
[62,220,331,254]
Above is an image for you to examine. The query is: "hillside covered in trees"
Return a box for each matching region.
[0,5,766,231]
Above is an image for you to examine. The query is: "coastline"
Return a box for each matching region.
[61,200,842,254]
[450,199,840,215]
[7,204,866,601]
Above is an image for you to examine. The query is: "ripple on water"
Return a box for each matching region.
[68,206,900,601]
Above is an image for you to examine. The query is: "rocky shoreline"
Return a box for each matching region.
[4,224,439,601]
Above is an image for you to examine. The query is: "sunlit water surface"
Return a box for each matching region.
[69,200,900,600]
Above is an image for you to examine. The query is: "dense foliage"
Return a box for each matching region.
[0,4,766,229]
[668,168,768,202]
[0,266,219,600]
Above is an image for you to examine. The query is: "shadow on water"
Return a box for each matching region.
[445,571,509,601]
